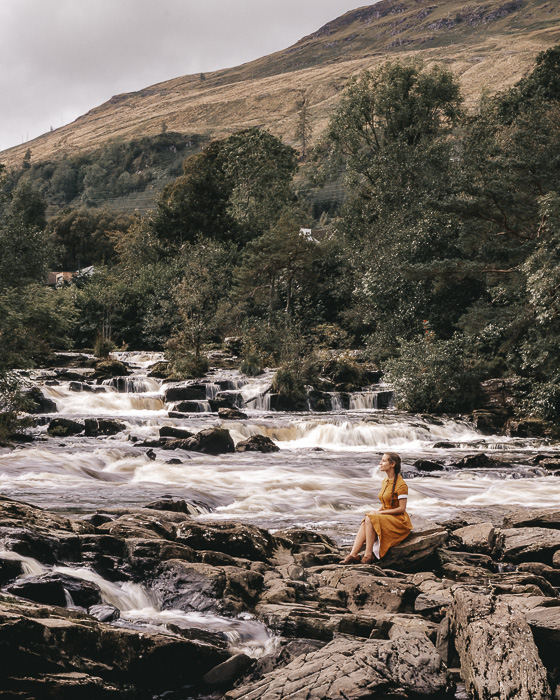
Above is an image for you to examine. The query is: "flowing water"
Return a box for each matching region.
[2,351,559,655]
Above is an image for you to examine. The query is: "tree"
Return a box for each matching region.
[296,90,312,161]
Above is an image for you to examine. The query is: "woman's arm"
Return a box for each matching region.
[380,497,407,515]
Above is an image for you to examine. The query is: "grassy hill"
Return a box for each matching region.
[2,0,559,170]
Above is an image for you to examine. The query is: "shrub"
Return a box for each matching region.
[94,334,115,359]
[520,382,560,422]
[170,352,209,380]
[0,373,32,445]
[385,336,482,413]
[240,354,264,377]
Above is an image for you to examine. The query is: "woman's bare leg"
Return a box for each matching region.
[364,516,376,557]
[340,520,366,563]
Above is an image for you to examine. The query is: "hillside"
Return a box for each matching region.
[2,0,560,168]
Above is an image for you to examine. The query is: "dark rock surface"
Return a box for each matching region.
[219,407,249,420]
[84,418,126,437]
[47,418,84,436]
[236,435,280,453]
[164,383,208,402]
[182,427,236,455]
[24,387,58,414]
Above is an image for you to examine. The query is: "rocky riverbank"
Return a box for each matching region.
[1,496,559,699]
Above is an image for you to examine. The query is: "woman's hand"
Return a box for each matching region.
[379,499,407,516]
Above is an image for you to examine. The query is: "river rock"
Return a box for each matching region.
[381,517,448,571]
[6,572,102,608]
[93,359,129,378]
[47,417,84,436]
[503,508,560,530]
[504,417,558,438]
[158,426,195,440]
[306,565,418,613]
[517,561,560,586]
[554,550,560,568]
[175,520,277,561]
[0,556,24,585]
[0,593,229,695]
[469,409,508,435]
[84,418,126,437]
[164,383,207,402]
[501,526,560,563]
[182,427,235,455]
[24,386,58,414]
[452,522,497,554]
[451,587,551,700]
[173,400,209,412]
[219,407,248,420]
[203,653,254,689]
[88,603,120,622]
[226,631,451,700]
[525,605,560,681]
[236,435,280,453]
[452,453,507,469]
[414,459,444,472]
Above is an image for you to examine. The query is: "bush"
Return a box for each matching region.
[94,334,115,359]
[520,382,560,422]
[322,356,363,387]
[240,354,264,377]
[169,352,209,380]
[0,373,32,445]
[385,336,482,413]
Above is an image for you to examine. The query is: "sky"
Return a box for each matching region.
[0,0,369,152]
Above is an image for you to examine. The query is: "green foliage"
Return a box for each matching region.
[385,336,483,413]
[240,354,264,377]
[94,334,116,359]
[0,372,32,445]
[520,381,560,422]
[165,345,209,379]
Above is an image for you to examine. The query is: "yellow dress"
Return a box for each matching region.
[367,474,413,559]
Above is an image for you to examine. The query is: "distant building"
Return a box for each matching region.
[47,266,96,287]
[299,228,330,243]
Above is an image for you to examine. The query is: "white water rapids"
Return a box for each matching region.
[2,352,559,533]
[2,351,560,655]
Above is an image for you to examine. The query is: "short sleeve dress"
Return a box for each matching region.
[367,474,413,559]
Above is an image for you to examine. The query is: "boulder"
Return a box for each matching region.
[517,561,560,586]
[182,427,235,455]
[226,632,451,700]
[452,522,497,554]
[88,604,120,623]
[147,361,170,378]
[47,418,84,436]
[158,426,195,440]
[501,527,560,564]
[92,359,129,378]
[84,418,126,437]
[24,387,58,414]
[469,409,508,434]
[173,400,209,412]
[306,566,418,614]
[218,407,248,420]
[504,417,558,438]
[0,555,25,585]
[451,587,551,700]
[503,508,560,530]
[414,459,444,472]
[236,435,280,453]
[6,572,102,608]
[175,520,276,561]
[164,383,207,402]
[525,605,560,679]
[452,453,508,469]
[203,653,254,689]
[381,517,448,572]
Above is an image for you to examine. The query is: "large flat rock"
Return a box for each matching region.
[501,527,560,564]
[226,631,451,700]
[451,587,550,700]
[381,516,448,571]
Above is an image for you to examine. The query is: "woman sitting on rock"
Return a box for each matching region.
[341,452,413,564]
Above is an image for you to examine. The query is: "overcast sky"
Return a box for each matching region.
[0,0,369,152]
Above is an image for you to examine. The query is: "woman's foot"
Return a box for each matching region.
[340,554,361,565]
[361,555,376,565]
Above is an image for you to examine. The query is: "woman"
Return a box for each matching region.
[341,452,413,564]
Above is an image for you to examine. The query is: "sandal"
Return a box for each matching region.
[361,555,376,565]
[339,554,361,565]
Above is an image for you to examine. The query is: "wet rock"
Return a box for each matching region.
[84,418,126,437]
[452,453,508,469]
[505,417,558,438]
[164,383,207,402]
[0,556,24,585]
[452,522,497,554]
[0,593,229,695]
[203,653,254,689]
[554,550,560,568]
[274,529,339,554]
[236,435,280,453]
[175,520,276,561]
[269,393,307,411]
[92,359,129,378]
[24,386,58,414]
[88,603,120,622]
[381,517,448,572]
[145,496,205,515]
[525,605,560,682]
[0,497,92,537]
[151,560,263,615]
[219,407,248,420]
[158,426,195,440]
[451,587,551,700]
[147,361,170,378]
[226,631,451,700]
[47,418,84,436]
[6,572,102,608]
[501,527,560,564]
[96,511,185,541]
[414,459,444,472]
[182,427,235,455]
[306,390,333,412]
[503,508,560,530]
[173,400,209,412]
[126,538,198,574]
[437,549,494,580]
